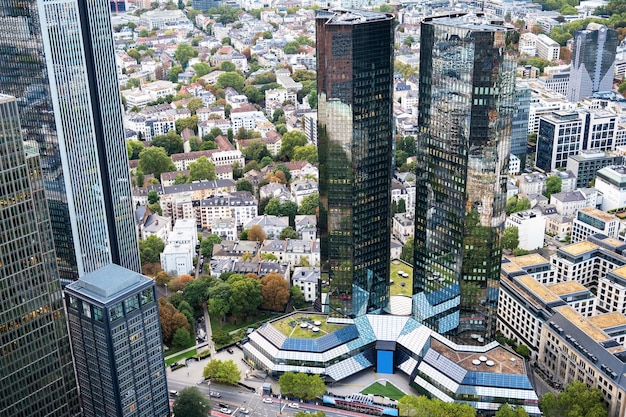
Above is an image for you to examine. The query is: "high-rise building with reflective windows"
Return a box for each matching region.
[316,9,394,319]
[0,94,81,416]
[414,14,517,339]
[0,0,140,280]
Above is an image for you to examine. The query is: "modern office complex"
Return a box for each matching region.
[0,0,140,280]
[64,264,169,417]
[414,13,517,339]
[0,95,81,416]
[567,23,619,103]
[511,82,531,168]
[316,9,395,318]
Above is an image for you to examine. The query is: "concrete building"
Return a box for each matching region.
[199,192,258,230]
[596,166,626,211]
[160,243,193,276]
[292,267,320,302]
[295,215,317,241]
[567,150,623,189]
[64,265,169,417]
[536,111,586,172]
[244,215,289,240]
[572,207,619,243]
[211,217,238,240]
[550,190,588,217]
[505,211,546,250]
[536,34,561,61]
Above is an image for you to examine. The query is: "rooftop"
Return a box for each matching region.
[560,241,599,256]
[579,207,615,222]
[317,8,393,25]
[546,281,588,296]
[555,305,609,343]
[431,338,525,375]
[517,275,560,304]
[508,253,549,268]
[588,313,626,330]
[67,264,150,303]
[610,265,626,280]
[271,313,346,339]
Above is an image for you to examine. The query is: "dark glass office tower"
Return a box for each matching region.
[65,264,170,417]
[414,14,517,339]
[0,95,81,416]
[567,23,618,103]
[316,9,394,319]
[0,0,140,280]
[511,82,531,169]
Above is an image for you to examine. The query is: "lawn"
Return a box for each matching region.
[271,313,346,339]
[164,348,197,366]
[361,381,406,401]
[390,259,413,297]
[210,311,278,334]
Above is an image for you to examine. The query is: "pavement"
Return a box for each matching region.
[166,341,420,400]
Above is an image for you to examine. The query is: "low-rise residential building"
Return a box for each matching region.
[550,191,588,217]
[505,211,546,250]
[291,179,317,206]
[294,215,316,241]
[291,267,319,302]
[572,207,619,243]
[244,215,289,240]
[259,183,293,204]
[392,213,414,245]
[259,239,320,268]
[209,258,290,280]
[517,172,547,196]
[211,217,238,241]
[212,240,260,260]
[199,191,258,229]
[171,149,244,171]
[161,243,193,276]
[135,206,171,242]
[545,213,572,240]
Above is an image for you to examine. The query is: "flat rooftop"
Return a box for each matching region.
[555,305,610,343]
[517,275,560,303]
[431,339,525,375]
[579,207,615,222]
[588,313,626,330]
[271,313,346,339]
[611,265,626,280]
[501,262,523,274]
[508,253,549,268]
[560,241,599,256]
[546,281,588,296]
[67,264,149,303]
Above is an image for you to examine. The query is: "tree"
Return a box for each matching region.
[169,65,183,82]
[400,238,414,265]
[201,234,221,258]
[175,116,199,134]
[293,145,318,164]
[299,193,319,215]
[215,72,245,92]
[126,140,144,160]
[248,225,267,242]
[229,277,263,321]
[155,271,171,286]
[202,359,241,384]
[264,198,281,216]
[503,227,520,251]
[243,85,263,103]
[187,97,204,115]
[515,344,531,358]
[290,286,307,308]
[280,130,308,160]
[193,62,211,78]
[189,156,217,181]
[279,226,299,240]
[506,196,532,215]
[220,61,236,72]
[398,395,476,417]
[174,173,188,184]
[169,274,194,291]
[174,44,198,68]
[544,175,562,199]
[151,130,184,155]
[261,273,290,311]
[138,147,176,180]
[236,178,254,193]
[172,327,195,348]
[172,387,211,417]
[147,190,160,205]
[540,380,607,417]
[495,404,530,417]
[208,282,231,324]
[139,235,165,264]
[279,373,327,401]
[182,279,210,310]
[281,201,298,227]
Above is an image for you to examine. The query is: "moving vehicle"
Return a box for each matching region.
[210,391,221,398]
[262,398,273,404]
[287,403,300,409]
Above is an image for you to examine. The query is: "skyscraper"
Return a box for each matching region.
[316,9,394,319]
[64,264,170,417]
[0,95,81,416]
[511,82,531,169]
[0,0,140,280]
[567,23,618,103]
[414,13,517,339]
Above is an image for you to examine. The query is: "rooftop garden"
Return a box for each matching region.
[390,259,413,297]
[272,313,346,339]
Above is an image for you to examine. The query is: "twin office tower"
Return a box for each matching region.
[317,10,516,341]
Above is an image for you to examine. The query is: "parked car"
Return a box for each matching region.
[218,403,228,409]
[239,408,249,414]
[226,347,234,354]
[262,398,273,404]
[220,407,232,414]
[169,390,178,397]
[287,403,300,409]
[210,391,221,398]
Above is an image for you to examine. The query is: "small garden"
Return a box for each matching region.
[390,259,413,297]
[272,314,346,339]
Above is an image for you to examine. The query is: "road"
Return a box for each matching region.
[167,380,370,417]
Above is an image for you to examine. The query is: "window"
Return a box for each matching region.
[82,301,92,319]
[110,303,124,322]
[124,295,139,314]
[93,306,103,322]
[141,288,155,306]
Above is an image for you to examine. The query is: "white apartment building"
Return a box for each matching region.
[199,192,258,230]
[291,267,319,302]
[244,215,289,240]
[596,166,626,211]
[260,239,320,268]
[265,88,298,114]
[505,210,546,250]
[160,243,193,276]
[171,150,244,171]
[517,172,547,196]
[211,217,238,241]
[550,191,588,217]
[294,215,316,241]
[536,34,560,61]
[519,32,537,56]
[597,266,626,317]
[392,213,414,245]
[509,154,521,175]
[585,110,618,151]
[231,110,269,131]
[572,207,619,243]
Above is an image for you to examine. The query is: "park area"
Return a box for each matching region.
[361,381,406,401]
[272,313,346,339]
[390,260,413,297]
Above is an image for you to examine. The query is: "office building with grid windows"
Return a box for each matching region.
[414,13,517,339]
[0,95,81,416]
[316,9,395,319]
[64,264,169,417]
[0,0,140,280]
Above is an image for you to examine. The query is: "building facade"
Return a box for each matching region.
[536,111,585,172]
[511,82,531,168]
[0,0,140,280]
[64,264,169,417]
[0,95,81,416]
[566,150,623,189]
[316,9,395,318]
[567,23,619,103]
[414,13,517,338]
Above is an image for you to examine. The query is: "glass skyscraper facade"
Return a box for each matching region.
[316,9,394,319]
[65,264,170,417]
[567,23,618,103]
[0,95,81,416]
[511,82,531,169]
[0,0,140,280]
[414,14,517,339]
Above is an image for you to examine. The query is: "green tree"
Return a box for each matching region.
[147,190,160,205]
[202,359,241,384]
[215,72,245,92]
[284,41,298,54]
[182,279,211,310]
[401,238,414,264]
[138,147,176,180]
[208,282,231,324]
[279,226,299,239]
[242,140,271,161]
[169,65,183,82]
[280,201,298,227]
[290,285,307,308]
[515,344,531,358]
[503,227,520,251]
[220,61,236,72]
[506,196,532,215]
[229,277,263,321]
[139,235,165,264]
[187,97,204,115]
[172,387,211,417]
[540,380,607,417]
[280,130,307,160]
[495,404,530,417]
[243,85,263,103]
[151,130,184,155]
[398,395,476,417]
[292,144,318,164]
[174,173,188,184]
[544,175,562,199]
[193,62,211,78]
[174,44,198,68]
[299,193,319,215]
[236,178,254,193]
[201,234,221,258]
[264,198,281,216]
[189,156,217,181]
[126,139,144,160]
[172,327,195,348]
[279,373,327,401]
[175,116,199,134]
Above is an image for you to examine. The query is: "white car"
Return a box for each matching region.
[239,408,250,414]
[262,398,273,404]
[220,407,232,414]
[287,403,300,409]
